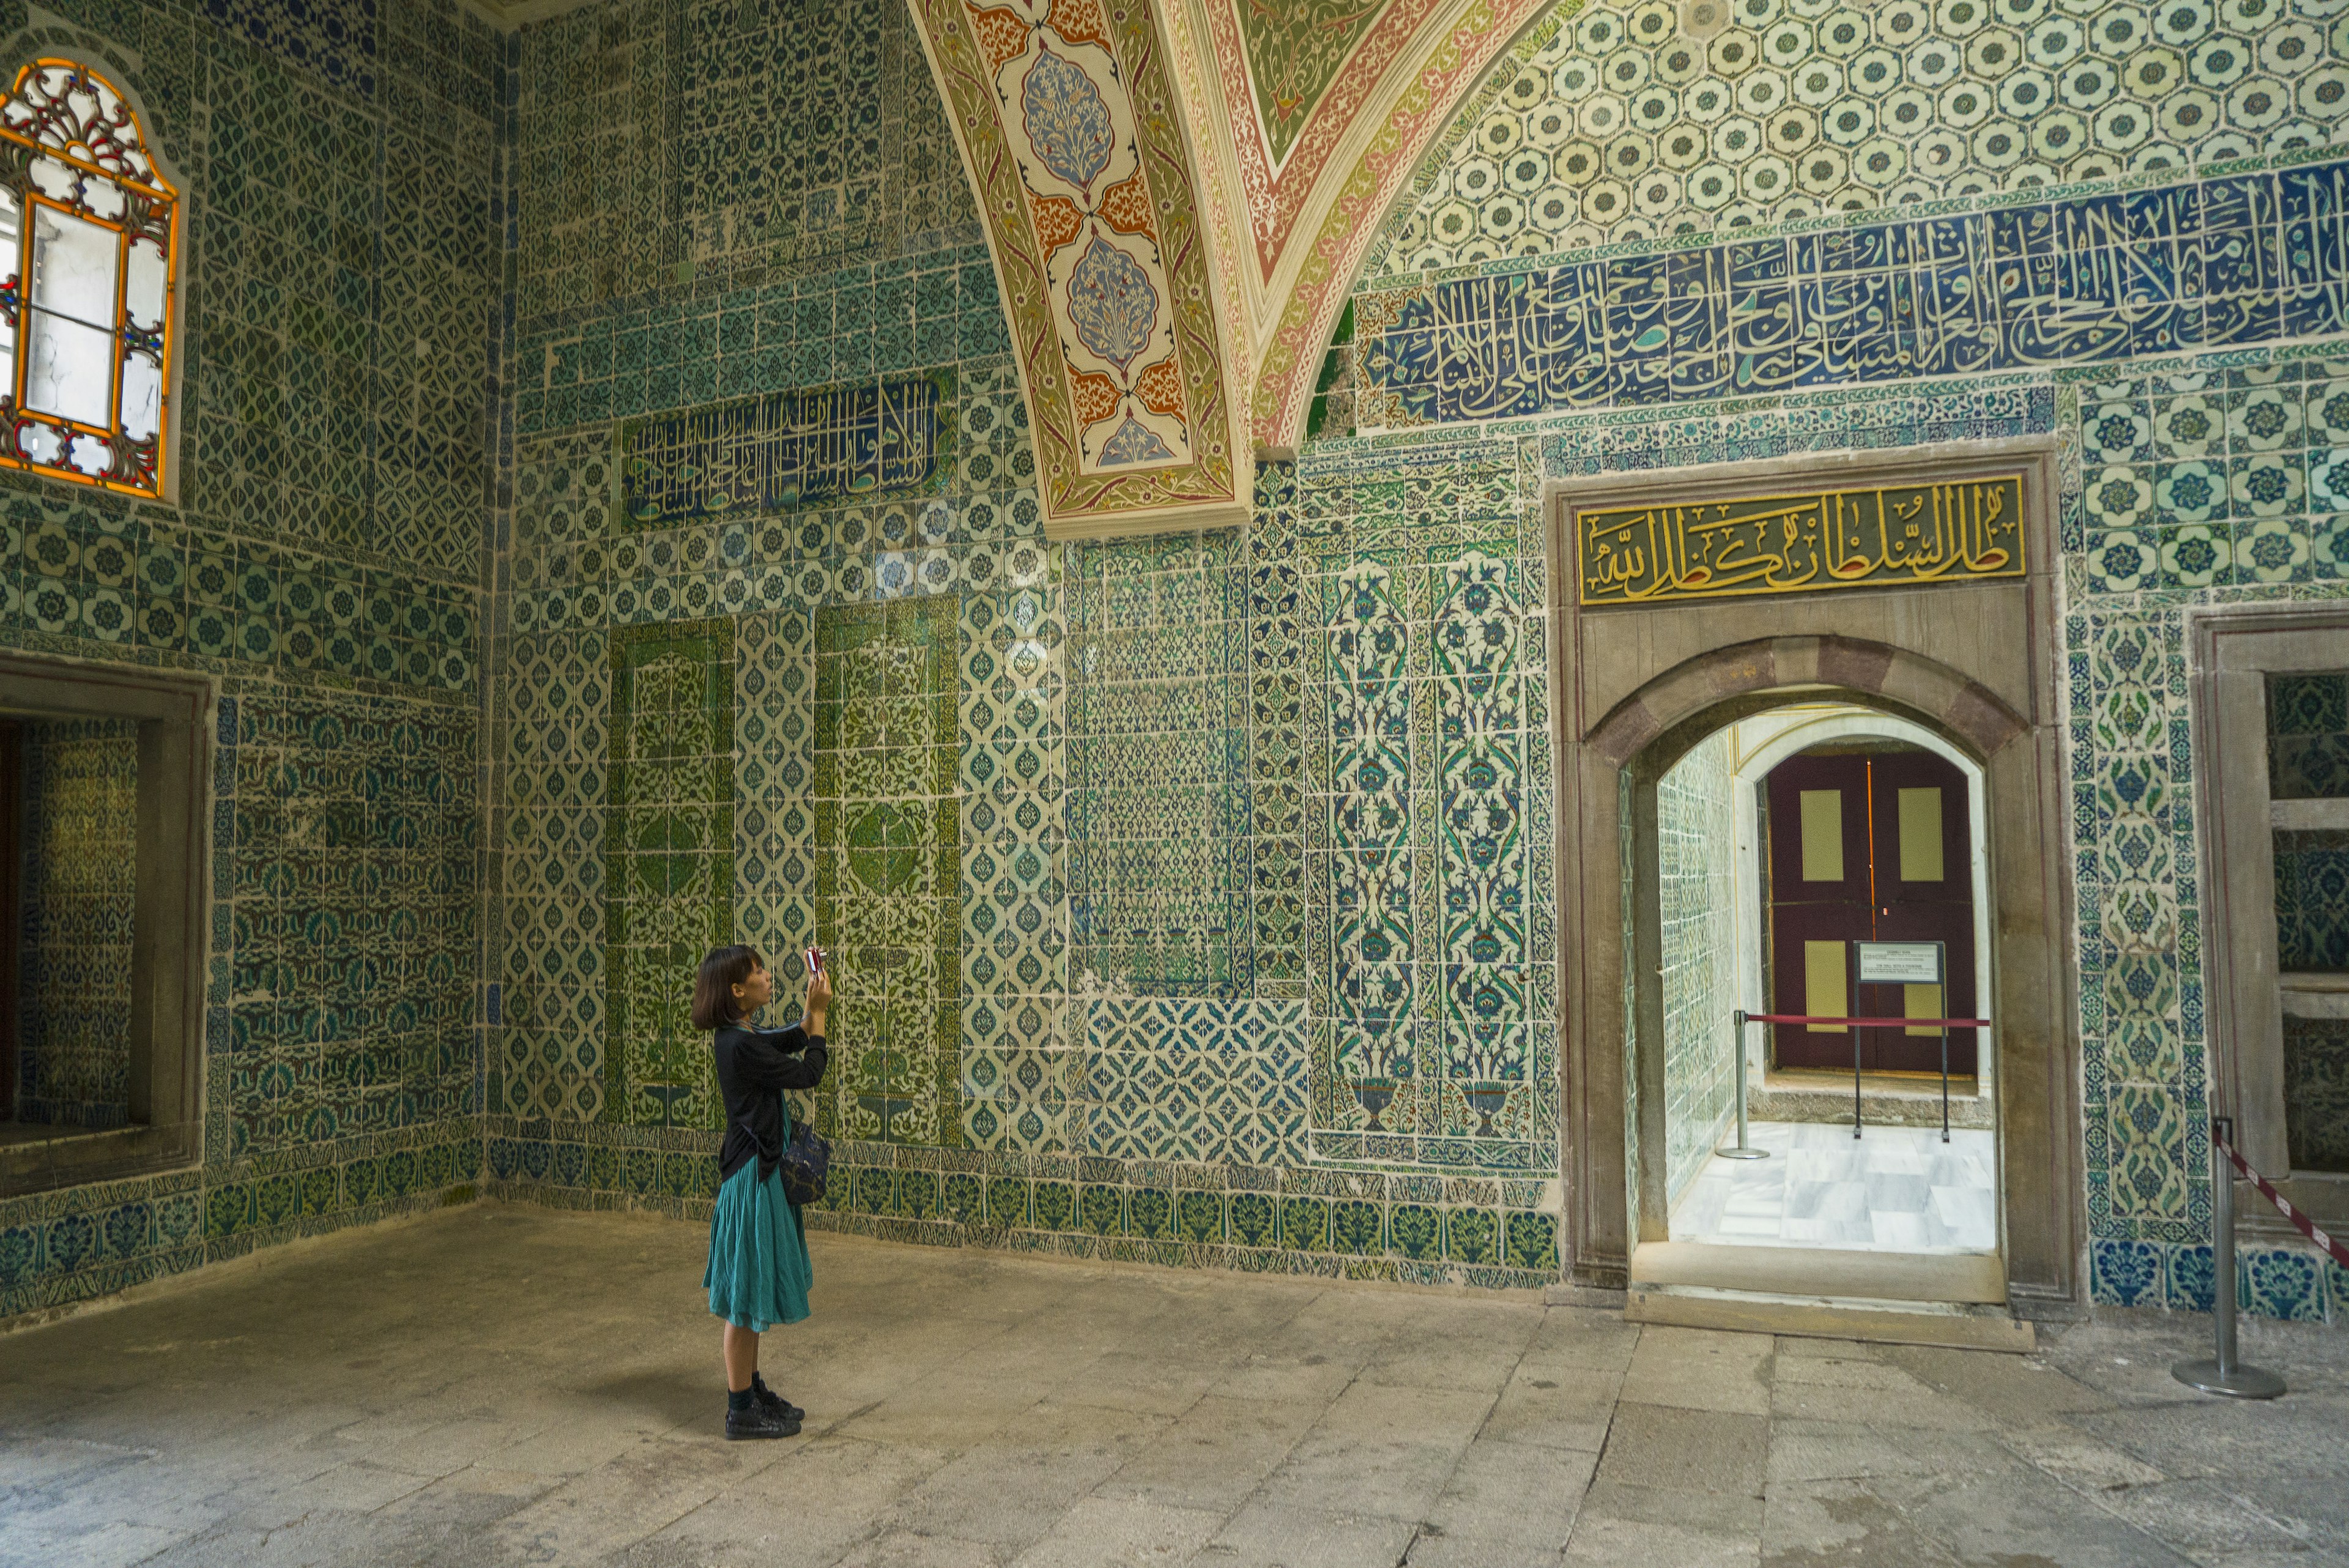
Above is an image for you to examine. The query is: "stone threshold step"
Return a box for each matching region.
[1631,1239,2006,1304]
[1625,1280,2035,1354]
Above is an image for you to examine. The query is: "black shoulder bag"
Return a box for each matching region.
[776,1093,831,1206]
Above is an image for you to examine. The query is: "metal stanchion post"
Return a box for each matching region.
[1939,1023,1950,1145]
[1852,1027,1863,1140]
[2173,1117,2285,1400]
[1849,954,1863,1140]
[1717,1009,1769,1161]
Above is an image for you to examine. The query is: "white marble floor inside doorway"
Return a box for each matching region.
[1669,1120,1998,1254]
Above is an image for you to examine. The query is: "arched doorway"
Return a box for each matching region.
[1546,440,2082,1342]
[1657,706,2001,1276]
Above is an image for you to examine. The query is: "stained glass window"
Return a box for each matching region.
[0,61,178,496]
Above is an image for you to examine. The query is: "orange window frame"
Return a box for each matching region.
[0,58,181,499]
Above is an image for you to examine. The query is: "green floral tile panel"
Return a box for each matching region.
[1309,528,1553,1172]
[604,619,737,1129]
[814,598,962,1147]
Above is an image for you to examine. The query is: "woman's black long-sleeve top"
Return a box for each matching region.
[713,1020,828,1182]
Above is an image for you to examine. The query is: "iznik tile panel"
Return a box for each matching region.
[512,0,977,327]
[1658,732,1740,1199]
[1311,535,1551,1172]
[204,0,379,99]
[1367,0,2348,275]
[1082,997,1309,1165]
[13,719,139,1130]
[495,631,610,1125]
[604,620,735,1129]
[2274,830,2349,972]
[959,578,1072,1154]
[813,599,963,1147]
[1065,533,1254,997]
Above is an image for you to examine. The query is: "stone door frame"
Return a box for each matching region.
[1545,437,2085,1315]
[2188,601,2349,1239]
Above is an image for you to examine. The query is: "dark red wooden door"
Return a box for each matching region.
[1765,746,1976,1074]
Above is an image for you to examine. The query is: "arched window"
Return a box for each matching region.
[0,61,178,496]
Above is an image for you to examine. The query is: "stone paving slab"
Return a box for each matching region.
[2,1203,2347,1568]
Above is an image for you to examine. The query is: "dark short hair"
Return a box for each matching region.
[692,943,765,1031]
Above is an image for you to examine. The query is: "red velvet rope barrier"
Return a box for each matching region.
[1740,1013,1991,1029]
[2214,1129,2349,1272]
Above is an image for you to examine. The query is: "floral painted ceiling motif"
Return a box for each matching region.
[910,0,1546,524]
[1202,0,1457,280]
[1238,0,1389,163]
[910,0,1242,535]
[1177,0,1552,451]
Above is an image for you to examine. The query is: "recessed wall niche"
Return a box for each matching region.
[0,652,210,1196]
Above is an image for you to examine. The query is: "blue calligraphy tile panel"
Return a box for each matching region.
[618,371,954,528]
[1357,163,2349,428]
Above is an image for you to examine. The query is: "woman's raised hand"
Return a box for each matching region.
[806,968,834,1014]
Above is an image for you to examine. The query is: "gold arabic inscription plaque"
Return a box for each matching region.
[1577,474,2026,606]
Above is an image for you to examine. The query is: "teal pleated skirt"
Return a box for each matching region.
[703,1138,812,1332]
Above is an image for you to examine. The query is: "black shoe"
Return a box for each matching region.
[725,1400,802,1440]
[752,1375,805,1423]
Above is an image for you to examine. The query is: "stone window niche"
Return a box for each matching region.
[0,652,209,1195]
[2191,606,2349,1239]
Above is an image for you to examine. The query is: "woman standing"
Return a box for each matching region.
[692,943,832,1440]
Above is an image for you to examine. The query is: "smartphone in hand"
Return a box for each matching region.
[804,947,826,977]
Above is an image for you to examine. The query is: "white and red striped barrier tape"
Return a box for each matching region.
[2215,1130,2349,1272]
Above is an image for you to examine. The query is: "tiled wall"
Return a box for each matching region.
[480,0,1561,1286]
[1366,0,2346,278]
[0,0,494,1321]
[17,0,2349,1324]
[1658,731,1740,1202]
[13,720,138,1129]
[1310,0,2349,1321]
[485,0,2349,1312]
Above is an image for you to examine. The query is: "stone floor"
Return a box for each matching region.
[2,1204,2346,1568]
[1671,1121,1999,1254]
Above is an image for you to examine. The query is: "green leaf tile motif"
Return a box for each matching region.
[814,599,963,1147]
[605,620,736,1129]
